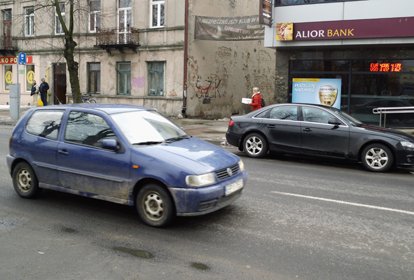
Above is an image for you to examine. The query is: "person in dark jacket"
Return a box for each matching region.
[30,80,39,106]
[38,78,50,106]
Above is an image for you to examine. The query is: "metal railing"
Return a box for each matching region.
[95,28,140,46]
[372,106,414,127]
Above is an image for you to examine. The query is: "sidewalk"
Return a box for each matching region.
[0,105,230,145]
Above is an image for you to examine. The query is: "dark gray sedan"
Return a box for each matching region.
[226,103,414,172]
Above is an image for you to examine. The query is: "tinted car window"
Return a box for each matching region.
[302,107,337,124]
[64,111,116,147]
[268,105,298,120]
[26,110,64,140]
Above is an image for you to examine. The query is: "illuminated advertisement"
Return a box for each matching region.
[292,78,342,109]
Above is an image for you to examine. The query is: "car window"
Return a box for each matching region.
[64,111,116,147]
[111,110,187,144]
[268,105,298,120]
[26,110,64,140]
[302,107,338,124]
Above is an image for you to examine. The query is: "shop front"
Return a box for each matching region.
[286,54,414,128]
[265,0,414,129]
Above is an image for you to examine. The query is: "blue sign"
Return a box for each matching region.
[18,52,27,65]
[292,78,342,109]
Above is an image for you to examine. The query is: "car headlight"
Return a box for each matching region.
[186,172,216,187]
[238,159,245,171]
[400,141,414,150]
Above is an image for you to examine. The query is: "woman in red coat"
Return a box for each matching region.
[250,87,263,111]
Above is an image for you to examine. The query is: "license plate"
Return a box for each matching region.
[225,179,244,196]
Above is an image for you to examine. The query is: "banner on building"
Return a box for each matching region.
[259,0,273,26]
[195,16,264,41]
[0,56,33,64]
[292,78,342,109]
[277,17,414,41]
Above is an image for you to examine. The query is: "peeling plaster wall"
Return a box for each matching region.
[187,0,276,118]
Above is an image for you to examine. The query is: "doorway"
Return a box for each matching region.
[53,63,67,104]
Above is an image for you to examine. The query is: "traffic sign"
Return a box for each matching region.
[18,52,27,65]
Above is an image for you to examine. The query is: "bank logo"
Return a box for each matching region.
[276,23,293,41]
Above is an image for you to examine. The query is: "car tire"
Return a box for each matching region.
[136,184,175,227]
[243,133,268,158]
[361,143,394,172]
[12,162,40,198]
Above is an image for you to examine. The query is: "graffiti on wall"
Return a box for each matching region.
[195,75,222,104]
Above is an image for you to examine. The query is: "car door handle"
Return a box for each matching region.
[267,124,276,128]
[303,128,312,132]
[58,149,69,155]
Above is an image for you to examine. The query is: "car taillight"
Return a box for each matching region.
[228,119,235,127]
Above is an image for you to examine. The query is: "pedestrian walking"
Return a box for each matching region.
[39,78,50,106]
[30,80,39,106]
[250,87,264,111]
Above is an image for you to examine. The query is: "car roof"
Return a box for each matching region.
[32,103,154,115]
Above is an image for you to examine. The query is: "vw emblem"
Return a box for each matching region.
[227,168,233,176]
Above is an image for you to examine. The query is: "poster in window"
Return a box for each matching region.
[292,78,341,109]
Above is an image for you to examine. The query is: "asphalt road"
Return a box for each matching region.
[0,125,413,280]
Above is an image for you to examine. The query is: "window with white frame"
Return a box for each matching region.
[89,0,101,32]
[150,0,165,28]
[148,61,165,96]
[55,2,65,35]
[24,6,35,36]
[118,0,132,44]
[117,62,131,95]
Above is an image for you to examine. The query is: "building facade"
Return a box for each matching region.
[185,0,276,118]
[265,0,414,128]
[0,0,184,116]
[1,0,275,118]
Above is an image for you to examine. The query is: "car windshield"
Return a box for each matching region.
[111,110,187,145]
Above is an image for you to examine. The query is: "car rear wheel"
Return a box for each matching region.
[361,143,394,172]
[136,184,175,227]
[243,133,268,158]
[12,162,39,198]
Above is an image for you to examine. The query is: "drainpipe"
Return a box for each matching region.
[182,0,189,117]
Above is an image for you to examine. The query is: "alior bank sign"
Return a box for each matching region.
[276,17,414,41]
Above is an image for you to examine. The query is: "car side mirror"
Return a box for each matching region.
[100,138,119,151]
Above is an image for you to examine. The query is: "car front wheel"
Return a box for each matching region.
[361,143,394,172]
[136,184,175,227]
[243,133,268,158]
[12,162,39,198]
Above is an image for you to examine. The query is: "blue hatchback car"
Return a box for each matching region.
[7,104,247,227]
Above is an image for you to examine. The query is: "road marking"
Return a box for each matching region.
[271,191,414,216]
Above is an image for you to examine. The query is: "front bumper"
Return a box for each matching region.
[170,172,247,216]
[395,147,414,167]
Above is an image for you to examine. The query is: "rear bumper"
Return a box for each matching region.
[6,155,15,174]
[226,131,242,149]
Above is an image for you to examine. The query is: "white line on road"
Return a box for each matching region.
[271,191,414,216]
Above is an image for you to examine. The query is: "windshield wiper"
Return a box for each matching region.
[133,141,164,146]
[165,135,191,143]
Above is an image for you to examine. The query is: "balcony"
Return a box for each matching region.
[95,28,140,54]
[0,36,18,55]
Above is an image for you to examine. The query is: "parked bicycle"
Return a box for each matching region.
[81,93,96,103]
